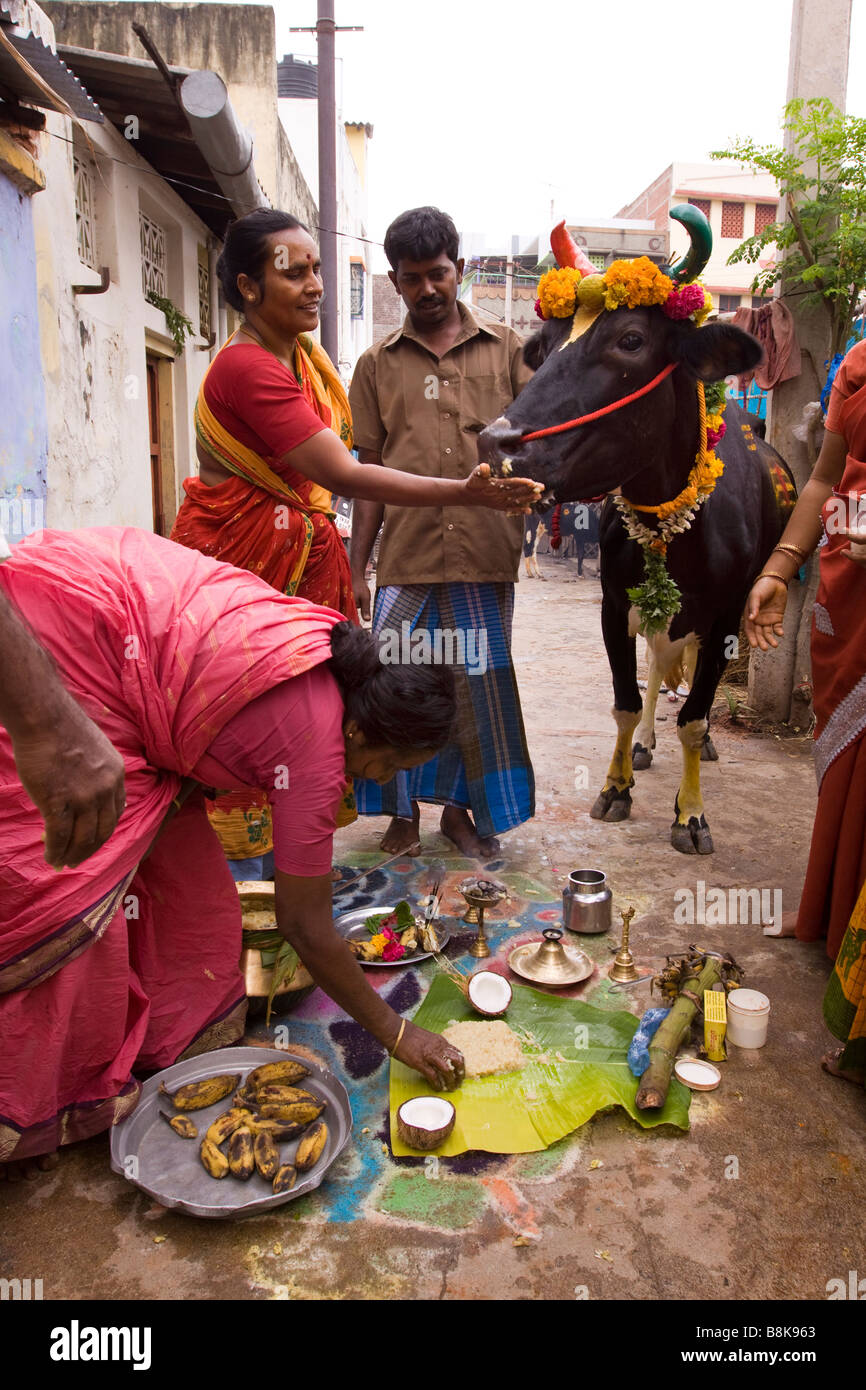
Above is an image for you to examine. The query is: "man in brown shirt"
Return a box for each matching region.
[349,206,535,858]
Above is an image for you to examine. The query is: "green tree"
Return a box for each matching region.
[712,98,866,357]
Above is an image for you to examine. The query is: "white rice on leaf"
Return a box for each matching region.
[442,1019,525,1078]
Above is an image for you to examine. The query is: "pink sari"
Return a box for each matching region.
[0,527,342,1160]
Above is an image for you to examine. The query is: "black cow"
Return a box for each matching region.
[479,211,795,854]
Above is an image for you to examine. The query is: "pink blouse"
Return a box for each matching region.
[192,664,346,876]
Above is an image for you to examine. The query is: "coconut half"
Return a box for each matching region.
[467,970,513,1017]
[396,1096,456,1151]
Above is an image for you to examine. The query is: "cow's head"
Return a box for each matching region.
[479,209,762,504]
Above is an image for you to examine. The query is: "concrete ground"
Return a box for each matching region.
[1,553,863,1302]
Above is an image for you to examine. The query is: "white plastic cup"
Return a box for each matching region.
[726,988,770,1048]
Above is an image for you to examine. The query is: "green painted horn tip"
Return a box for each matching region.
[666,203,713,284]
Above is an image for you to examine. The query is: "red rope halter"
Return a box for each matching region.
[519,362,678,442]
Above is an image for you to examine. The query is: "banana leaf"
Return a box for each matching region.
[390,974,690,1156]
[241,928,299,1028]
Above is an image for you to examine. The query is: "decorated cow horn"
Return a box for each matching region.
[550,219,596,278]
[665,203,712,285]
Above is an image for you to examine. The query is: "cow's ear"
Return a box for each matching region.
[675,323,762,382]
[523,330,548,372]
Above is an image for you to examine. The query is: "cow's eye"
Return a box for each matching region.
[619,332,644,351]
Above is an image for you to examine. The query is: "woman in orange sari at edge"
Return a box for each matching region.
[171,209,541,877]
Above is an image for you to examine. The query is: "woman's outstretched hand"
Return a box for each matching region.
[464,463,544,513]
[392,1020,465,1092]
[744,576,789,651]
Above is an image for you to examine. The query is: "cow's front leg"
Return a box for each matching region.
[671,718,713,854]
[591,598,641,823]
[670,627,729,854]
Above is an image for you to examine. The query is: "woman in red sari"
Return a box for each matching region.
[0,528,465,1178]
[745,338,866,1081]
[171,209,541,870]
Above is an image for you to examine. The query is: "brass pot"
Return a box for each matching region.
[237,881,314,1015]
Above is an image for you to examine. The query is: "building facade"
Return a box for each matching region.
[617,161,780,313]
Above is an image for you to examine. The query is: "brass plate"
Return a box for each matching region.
[508,940,594,987]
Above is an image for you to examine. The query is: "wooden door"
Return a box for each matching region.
[146,355,166,535]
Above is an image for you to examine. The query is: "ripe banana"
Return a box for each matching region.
[257,1100,325,1126]
[200,1137,230,1179]
[205,1107,253,1146]
[159,1111,197,1139]
[272,1163,297,1194]
[247,1118,303,1142]
[246,1060,309,1089]
[227,1126,255,1180]
[159,1072,241,1111]
[250,1085,320,1107]
[295,1120,328,1172]
[253,1130,280,1181]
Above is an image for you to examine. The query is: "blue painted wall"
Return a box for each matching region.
[0,172,48,543]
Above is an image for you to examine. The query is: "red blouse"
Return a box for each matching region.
[202,340,327,482]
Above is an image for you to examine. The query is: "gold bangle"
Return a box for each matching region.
[773,542,808,561]
[389,1018,407,1056]
[759,570,790,587]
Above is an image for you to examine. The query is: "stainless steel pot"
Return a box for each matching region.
[562,869,612,935]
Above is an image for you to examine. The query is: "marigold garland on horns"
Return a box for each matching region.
[534,254,726,636]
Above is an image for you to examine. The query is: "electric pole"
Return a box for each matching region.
[290,5,362,363]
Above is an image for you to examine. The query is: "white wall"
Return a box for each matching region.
[32,105,213,531]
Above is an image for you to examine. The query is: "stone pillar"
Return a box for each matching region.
[749,0,852,720]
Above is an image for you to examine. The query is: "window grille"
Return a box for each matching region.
[719,293,740,313]
[73,156,96,269]
[140,211,167,297]
[688,198,711,219]
[589,252,606,271]
[754,203,777,236]
[350,261,364,318]
[720,202,744,239]
[198,257,211,338]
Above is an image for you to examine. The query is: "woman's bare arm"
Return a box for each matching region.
[274,870,464,1090]
[284,428,541,511]
[0,588,125,866]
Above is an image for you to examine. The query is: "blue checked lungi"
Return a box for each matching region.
[354,582,535,838]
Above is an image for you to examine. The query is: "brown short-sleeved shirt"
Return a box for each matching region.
[349,302,532,585]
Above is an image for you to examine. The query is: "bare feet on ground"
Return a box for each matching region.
[379,812,421,856]
[821,1047,866,1087]
[0,1151,60,1182]
[440,806,501,859]
[763,908,799,938]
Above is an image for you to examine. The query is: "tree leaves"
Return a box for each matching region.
[712,99,866,354]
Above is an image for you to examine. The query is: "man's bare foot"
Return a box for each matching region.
[440,806,500,859]
[0,1151,60,1182]
[821,1047,866,1087]
[379,811,421,856]
[763,908,798,938]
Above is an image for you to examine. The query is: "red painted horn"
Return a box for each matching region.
[550,220,595,278]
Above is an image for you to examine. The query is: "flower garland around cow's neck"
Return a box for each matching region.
[534,256,725,635]
[614,378,727,635]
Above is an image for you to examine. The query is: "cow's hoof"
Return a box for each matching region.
[632,742,653,771]
[671,815,714,855]
[590,787,632,822]
[701,735,719,762]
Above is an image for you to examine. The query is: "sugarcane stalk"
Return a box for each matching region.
[636,957,723,1109]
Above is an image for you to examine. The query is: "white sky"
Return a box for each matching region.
[102,0,866,267]
[275,0,866,270]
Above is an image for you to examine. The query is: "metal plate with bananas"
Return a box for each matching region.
[109,1047,352,1219]
[334,904,451,966]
